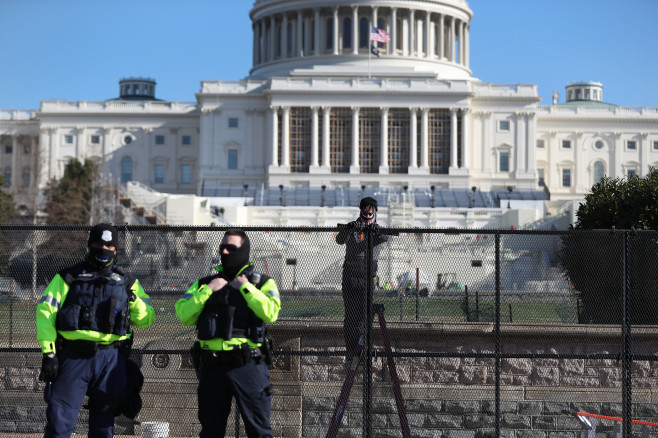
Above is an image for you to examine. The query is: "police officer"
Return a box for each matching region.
[336,197,389,361]
[176,228,281,438]
[36,223,155,438]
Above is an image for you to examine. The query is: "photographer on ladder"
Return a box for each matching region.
[335,197,389,364]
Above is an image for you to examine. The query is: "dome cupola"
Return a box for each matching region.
[248,0,473,80]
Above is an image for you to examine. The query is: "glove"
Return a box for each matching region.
[369,223,380,234]
[39,353,58,382]
[347,220,363,229]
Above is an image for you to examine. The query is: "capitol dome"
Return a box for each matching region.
[248,0,473,80]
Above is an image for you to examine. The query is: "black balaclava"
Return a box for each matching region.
[87,223,118,269]
[359,197,378,225]
[220,231,251,279]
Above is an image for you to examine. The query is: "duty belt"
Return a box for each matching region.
[200,345,262,367]
[60,339,125,357]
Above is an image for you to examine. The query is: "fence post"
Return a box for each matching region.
[621,230,632,438]
[463,286,470,321]
[494,232,501,438]
[621,231,632,438]
[363,226,374,438]
[9,279,13,347]
[475,290,480,322]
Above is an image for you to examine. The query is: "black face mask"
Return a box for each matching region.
[88,247,115,268]
[220,237,250,279]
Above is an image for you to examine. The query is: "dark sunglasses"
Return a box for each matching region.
[219,244,240,253]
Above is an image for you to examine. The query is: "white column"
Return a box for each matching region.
[515,113,525,174]
[438,14,444,59]
[332,7,339,55]
[102,126,111,172]
[409,108,418,170]
[350,106,360,173]
[297,12,303,57]
[350,106,361,173]
[527,113,536,172]
[482,113,492,172]
[464,25,471,68]
[391,8,397,55]
[269,16,276,60]
[461,108,470,170]
[379,107,389,174]
[310,107,319,168]
[458,21,464,64]
[372,6,378,28]
[425,12,431,58]
[269,106,279,167]
[450,17,456,62]
[314,9,321,56]
[76,127,85,160]
[29,135,37,190]
[510,113,525,176]
[322,107,331,169]
[401,15,408,56]
[421,108,429,169]
[10,136,19,190]
[450,108,458,169]
[640,133,649,176]
[409,10,415,57]
[574,132,583,191]
[352,7,359,55]
[613,132,622,179]
[38,128,50,186]
[281,107,290,169]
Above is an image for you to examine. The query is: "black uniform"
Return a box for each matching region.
[336,221,389,358]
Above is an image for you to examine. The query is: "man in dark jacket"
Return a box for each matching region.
[176,228,281,438]
[335,197,389,361]
[36,223,155,438]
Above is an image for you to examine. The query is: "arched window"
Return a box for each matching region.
[287,22,293,56]
[121,157,133,183]
[593,161,605,185]
[359,17,369,48]
[343,17,352,49]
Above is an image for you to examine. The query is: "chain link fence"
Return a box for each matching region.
[0,225,657,437]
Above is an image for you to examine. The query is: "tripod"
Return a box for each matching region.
[326,303,411,438]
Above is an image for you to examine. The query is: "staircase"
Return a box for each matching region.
[119,182,168,225]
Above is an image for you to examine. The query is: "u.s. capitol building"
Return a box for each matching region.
[1,0,657,227]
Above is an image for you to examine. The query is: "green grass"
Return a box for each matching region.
[0,296,578,348]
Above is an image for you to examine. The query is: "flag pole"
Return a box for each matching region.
[368,43,371,79]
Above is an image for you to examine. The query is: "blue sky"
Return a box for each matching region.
[1,0,656,109]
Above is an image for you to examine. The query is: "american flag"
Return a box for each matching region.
[370,26,390,43]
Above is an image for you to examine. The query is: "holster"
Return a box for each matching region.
[261,336,273,366]
[119,335,133,357]
[190,341,202,371]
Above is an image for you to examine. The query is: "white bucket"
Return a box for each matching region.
[142,421,169,438]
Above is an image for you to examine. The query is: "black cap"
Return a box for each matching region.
[88,223,118,248]
[359,196,378,211]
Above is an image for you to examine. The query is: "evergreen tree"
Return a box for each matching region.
[562,168,658,324]
[0,175,15,224]
[0,175,16,276]
[44,158,98,225]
